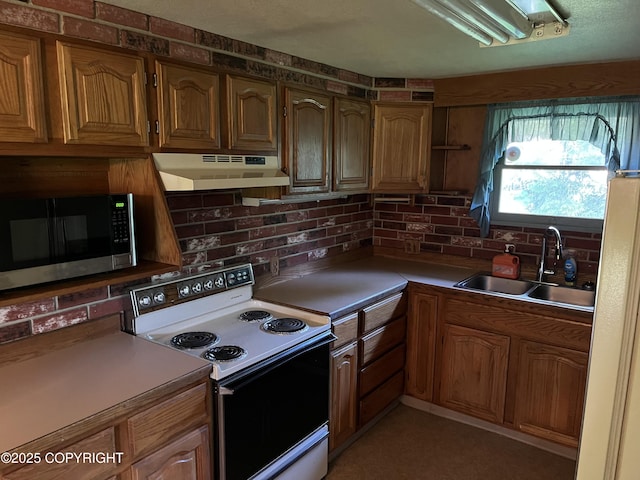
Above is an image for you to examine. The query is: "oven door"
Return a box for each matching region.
[214,330,334,480]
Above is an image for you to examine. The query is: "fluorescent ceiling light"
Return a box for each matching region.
[412,0,494,46]
[411,0,568,46]
[468,0,533,39]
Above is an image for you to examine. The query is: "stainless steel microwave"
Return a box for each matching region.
[0,193,136,291]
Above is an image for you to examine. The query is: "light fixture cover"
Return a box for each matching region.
[411,0,569,46]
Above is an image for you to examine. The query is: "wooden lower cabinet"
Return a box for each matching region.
[1,381,211,480]
[439,324,510,424]
[330,342,358,451]
[2,428,118,480]
[513,341,588,447]
[405,289,438,401]
[129,426,211,480]
[329,291,407,453]
[406,286,592,448]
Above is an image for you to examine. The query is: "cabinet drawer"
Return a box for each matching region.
[360,316,406,366]
[127,383,208,458]
[4,428,116,480]
[442,297,591,351]
[359,370,404,427]
[332,312,358,349]
[361,292,407,333]
[360,343,405,396]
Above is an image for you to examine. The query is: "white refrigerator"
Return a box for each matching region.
[576,175,640,480]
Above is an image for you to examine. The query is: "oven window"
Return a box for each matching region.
[218,340,330,480]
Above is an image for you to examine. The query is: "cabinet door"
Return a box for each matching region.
[227,75,277,151]
[284,88,332,193]
[330,342,358,452]
[130,425,211,480]
[514,340,588,447]
[439,324,509,423]
[57,42,149,146]
[0,31,47,143]
[405,291,438,401]
[3,428,117,480]
[333,98,370,192]
[155,61,220,149]
[371,104,432,192]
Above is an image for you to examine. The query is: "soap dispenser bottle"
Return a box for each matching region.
[492,244,520,280]
[564,249,577,286]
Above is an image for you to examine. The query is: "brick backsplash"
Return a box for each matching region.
[374,194,602,277]
[166,192,373,276]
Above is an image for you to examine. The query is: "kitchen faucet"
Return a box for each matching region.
[537,226,563,282]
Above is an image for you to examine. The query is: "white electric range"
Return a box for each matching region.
[128,263,333,480]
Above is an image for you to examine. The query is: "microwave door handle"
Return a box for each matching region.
[47,199,60,259]
[53,216,66,258]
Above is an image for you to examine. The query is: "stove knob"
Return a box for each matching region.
[227,273,236,285]
[139,295,152,308]
[153,291,165,304]
[203,279,214,290]
[192,282,203,294]
[214,276,224,288]
[178,284,190,297]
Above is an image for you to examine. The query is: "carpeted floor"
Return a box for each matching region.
[327,404,576,480]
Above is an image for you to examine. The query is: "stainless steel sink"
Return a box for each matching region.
[527,284,595,307]
[455,272,596,309]
[455,273,535,295]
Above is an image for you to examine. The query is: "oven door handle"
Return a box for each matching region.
[218,386,234,395]
[217,330,336,394]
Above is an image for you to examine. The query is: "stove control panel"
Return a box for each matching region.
[225,265,252,286]
[130,264,255,316]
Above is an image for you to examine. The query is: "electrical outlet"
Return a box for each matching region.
[270,257,280,276]
[404,239,421,254]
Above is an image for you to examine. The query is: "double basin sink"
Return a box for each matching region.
[454,273,595,309]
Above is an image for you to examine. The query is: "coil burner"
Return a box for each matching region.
[170,331,218,349]
[239,310,273,322]
[261,318,308,335]
[203,345,247,362]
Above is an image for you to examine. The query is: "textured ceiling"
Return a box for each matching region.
[101,0,640,78]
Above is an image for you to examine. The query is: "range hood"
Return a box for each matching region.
[153,153,290,191]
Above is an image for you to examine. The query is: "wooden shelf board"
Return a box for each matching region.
[431,145,471,150]
[0,261,179,308]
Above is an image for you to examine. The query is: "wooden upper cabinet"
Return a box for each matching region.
[371,103,432,193]
[56,41,149,146]
[155,60,221,149]
[333,98,371,192]
[284,87,332,194]
[0,31,47,143]
[226,75,277,151]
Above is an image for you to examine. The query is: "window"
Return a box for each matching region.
[491,139,607,232]
[469,96,640,237]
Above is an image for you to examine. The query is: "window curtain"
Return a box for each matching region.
[469,96,640,237]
